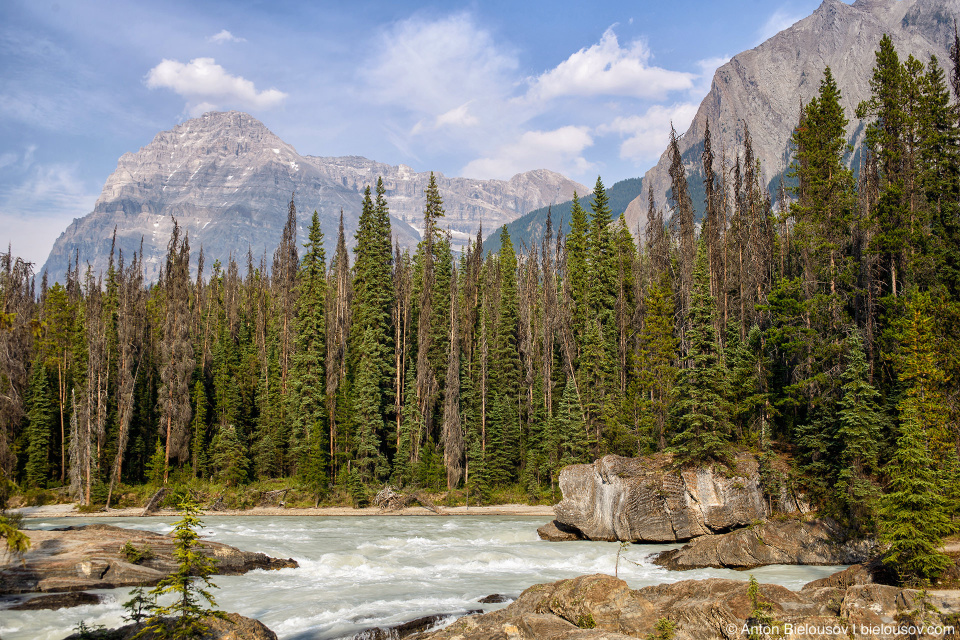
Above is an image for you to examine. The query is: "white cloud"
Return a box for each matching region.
[208,29,246,44]
[597,102,700,165]
[412,102,480,135]
[526,28,695,102]
[686,55,730,97]
[757,9,803,44]
[435,103,479,129]
[461,126,594,180]
[0,160,99,268]
[363,13,517,117]
[145,58,287,116]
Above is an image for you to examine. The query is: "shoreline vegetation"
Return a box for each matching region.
[12,502,555,519]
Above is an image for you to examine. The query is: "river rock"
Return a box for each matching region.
[6,591,103,610]
[536,520,585,541]
[0,524,298,596]
[654,518,879,570]
[421,572,960,640]
[553,453,804,542]
[61,612,278,639]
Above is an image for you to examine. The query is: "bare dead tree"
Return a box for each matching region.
[441,266,464,490]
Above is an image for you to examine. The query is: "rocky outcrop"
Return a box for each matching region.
[62,612,278,640]
[0,524,297,596]
[42,111,585,282]
[654,518,879,570]
[553,453,804,542]
[421,572,960,640]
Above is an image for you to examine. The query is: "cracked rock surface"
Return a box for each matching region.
[553,453,805,542]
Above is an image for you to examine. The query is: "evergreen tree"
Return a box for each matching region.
[352,327,386,483]
[24,356,53,487]
[631,277,677,451]
[210,424,248,487]
[290,211,327,482]
[143,499,224,638]
[671,242,731,463]
[879,292,958,584]
[835,330,884,530]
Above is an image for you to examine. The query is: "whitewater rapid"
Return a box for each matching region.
[1,515,845,639]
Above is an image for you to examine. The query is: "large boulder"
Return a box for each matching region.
[0,524,297,596]
[422,572,960,640]
[654,518,879,570]
[553,453,804,542]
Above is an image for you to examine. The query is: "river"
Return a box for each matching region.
[1,515,844,639]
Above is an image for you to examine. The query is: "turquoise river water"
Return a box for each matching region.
[0,515,845,639]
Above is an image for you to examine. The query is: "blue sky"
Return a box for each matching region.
[0,0,824,267]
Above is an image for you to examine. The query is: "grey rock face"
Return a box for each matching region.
[627,0,960,234]
[42,111,585,282]
[552,453,805,542]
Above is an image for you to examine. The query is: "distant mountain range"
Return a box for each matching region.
[42,111,586,282]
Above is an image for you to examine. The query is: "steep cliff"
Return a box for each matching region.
[627,0,960,234]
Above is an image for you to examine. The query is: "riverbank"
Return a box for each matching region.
[11,502,555,519]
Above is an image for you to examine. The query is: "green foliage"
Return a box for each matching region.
[646,617,676,640]
[210,425,248,487]
[25,356,54,487]
[141,498,223,639]
[123,585,151,625]
[671,242,731,464]
[121,541,155,564]
[879,293,958,585]
[746,575,781,640]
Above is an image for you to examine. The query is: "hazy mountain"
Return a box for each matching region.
[627,0,959,234]
[483,178,643,255]
[42,111,586,281]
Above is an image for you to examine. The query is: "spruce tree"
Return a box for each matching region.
[835,330,883,530]
[24,356,53,487]
[291,211,327,482]
[352,327,386,483]
[671,241,731,464]
[879,292,958,584]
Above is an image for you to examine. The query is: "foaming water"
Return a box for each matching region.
[1,516,845,640]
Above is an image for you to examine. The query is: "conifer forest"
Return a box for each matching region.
[1,36,959,575]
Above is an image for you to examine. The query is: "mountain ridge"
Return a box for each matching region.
[42,111,586,281]
[629,0,959,233]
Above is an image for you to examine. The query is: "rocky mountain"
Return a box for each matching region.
[42,111,585,281]
[626,0,960,233]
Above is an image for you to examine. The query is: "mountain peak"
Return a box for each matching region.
[42,113,586,281]
[630,0,956,234]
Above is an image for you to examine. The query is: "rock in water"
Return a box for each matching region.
[0,524,297,596]
[553,453,804,542]
[536,520,585,541]
[653,518,879,570]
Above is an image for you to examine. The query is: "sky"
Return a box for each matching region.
[0,0,825,268]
